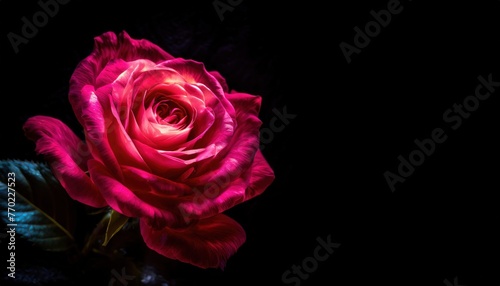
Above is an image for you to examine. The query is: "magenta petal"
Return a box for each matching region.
[80,86,124,179]
[244,149,275,199]
[158,59,231,109]
[140,214,246,269]
[177,92,273,220]
[226,91,262,116]
[94,59,133,90]
[209,70,229,93]
[88,159,184,227]
[177,150,274,221]
[70,31,173,124]
[121,165,191,197]
[23,116,107,208]
[87,159,153,218]
[187,93,263,185]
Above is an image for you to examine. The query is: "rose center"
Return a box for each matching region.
[154,99,188,127]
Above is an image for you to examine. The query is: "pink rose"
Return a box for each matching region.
[23,31,274,269]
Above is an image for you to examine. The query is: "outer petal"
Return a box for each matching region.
[140,214,246,269]
[226,91,262,117]
[70,31,174,125]
[229,92,275,200]
[226,92,275,200]
[243,149,275,199]
[187,92,263,184]
[121,165,192,197]
[177,92,274,220]
[209,70,229,93]
[87,159,186,228]
[23,116,107,208]
[81,87,124,179]
[178,149,274,222]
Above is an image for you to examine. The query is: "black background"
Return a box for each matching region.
[1,0,500,285]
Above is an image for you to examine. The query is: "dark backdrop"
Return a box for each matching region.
[1,0,500,285]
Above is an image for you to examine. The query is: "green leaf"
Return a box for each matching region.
[0,159,77,251]
[103,210,129,246]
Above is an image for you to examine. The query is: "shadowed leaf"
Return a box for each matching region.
[103,209,129,246]
[0,159,77,251]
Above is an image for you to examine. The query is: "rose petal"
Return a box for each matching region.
[80,87,124,179]
[109,59,156,115]
[178,149,274,221]
[153,59,237,154]
[209,70,229,93]
[70,31,173,125]
[121,165,192,197]
[159,59,225,97]
[226,91,263,116]
[140,214,246,269]
[94,59,133,90]
[132,139,204,178]
[188,84,235,152]
[23,116,107,208]
[158,59,235,118]
[79,80,151,174]
[88,159,184,228]
[178,174,248,222]
[243,150,275,199]
[187,92,263,184]
[176,92,274,219]
[223,93,275,200]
